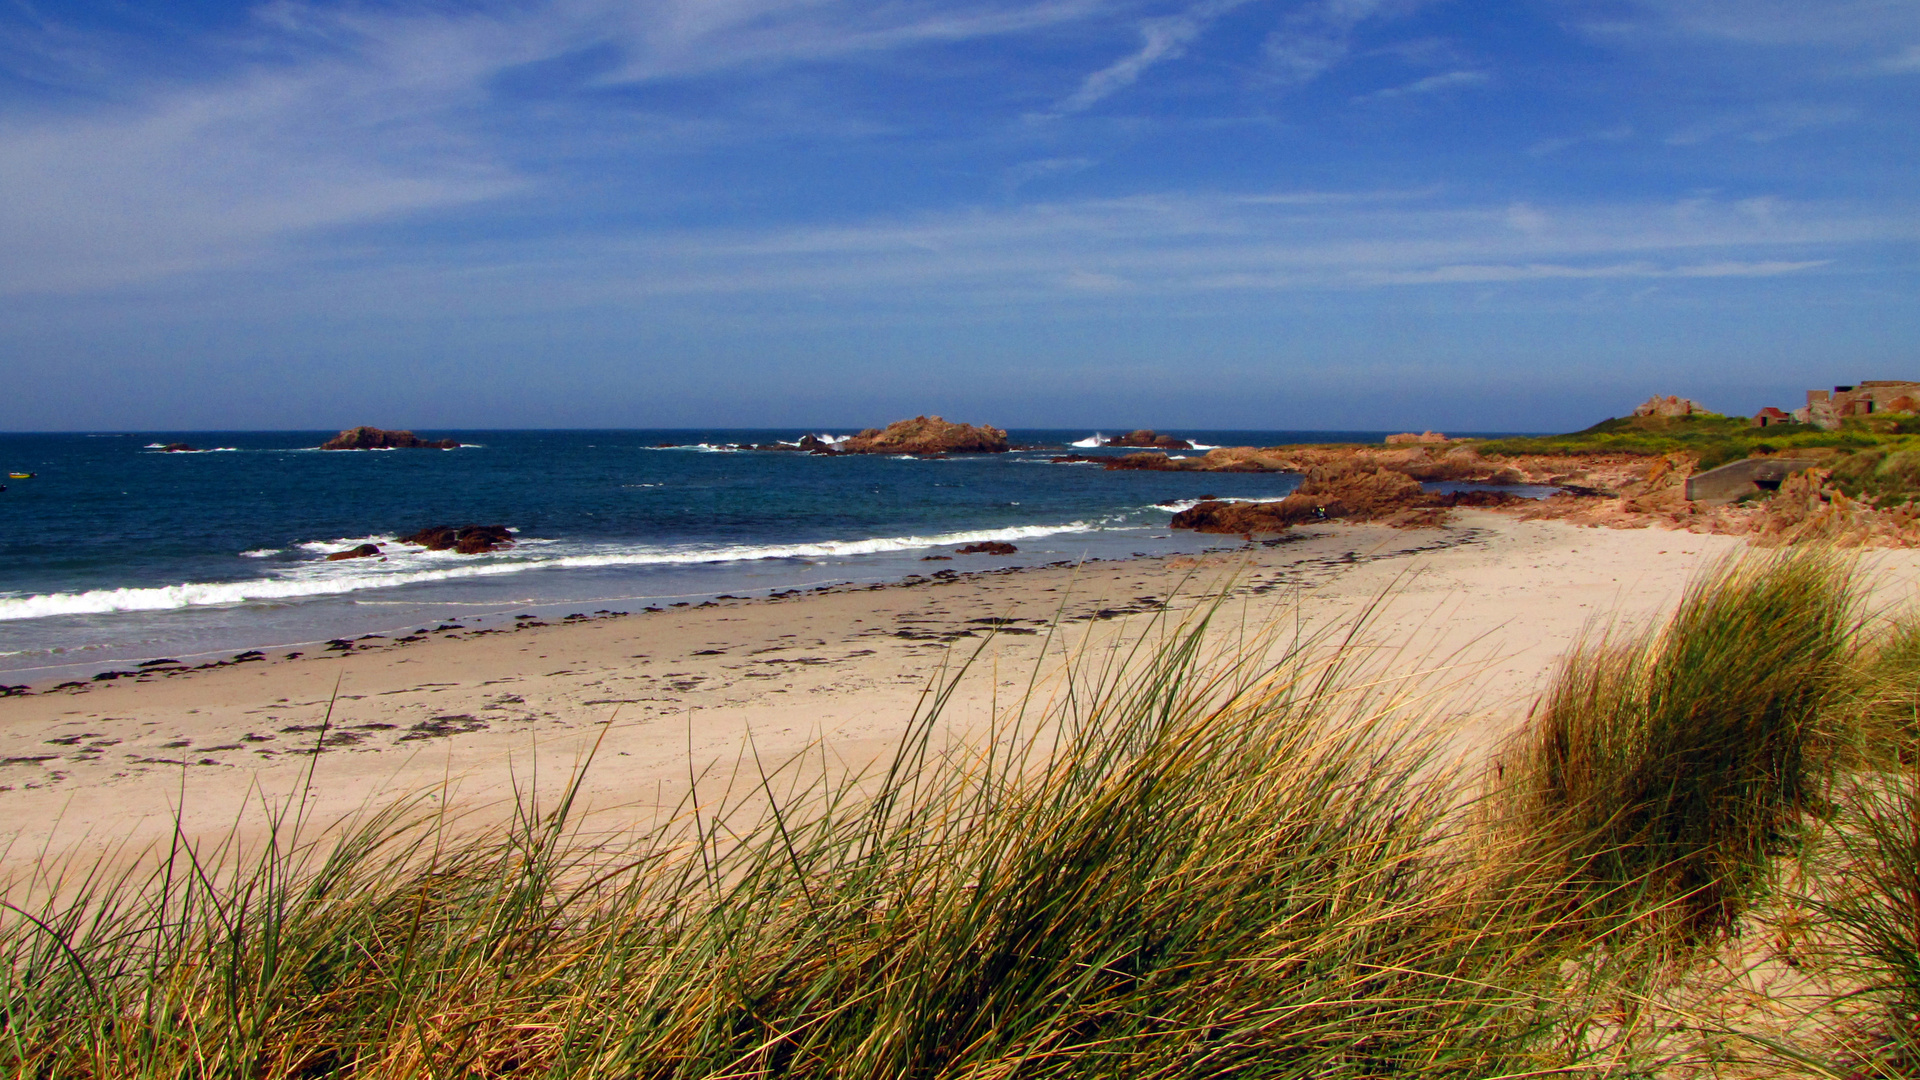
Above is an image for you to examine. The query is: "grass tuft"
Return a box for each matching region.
[1504,548,1858,944]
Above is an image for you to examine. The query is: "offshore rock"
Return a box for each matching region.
[158,442,201,453]
[1104,429,1193,450]
[841,416,1010,455]
[320,427,462,450]
[955,541,1018,555]
[325,543,383,562]
[400,525,515,554]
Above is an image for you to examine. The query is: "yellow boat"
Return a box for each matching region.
[8,472,31,479]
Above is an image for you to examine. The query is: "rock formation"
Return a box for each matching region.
[955,541,1018,555]
[841,416,1010,455]
[320,427,462,450]
[1383,431,1449,445]
[399,525,515,554]
[157,443,200,453]
[1169,463,1526,536]
[1631,396,1708,419]
[325,543,383,562]
[1103,430,1193,450]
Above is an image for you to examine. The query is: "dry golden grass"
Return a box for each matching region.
[4,552,1920,1078]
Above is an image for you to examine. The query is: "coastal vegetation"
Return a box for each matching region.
[3,550,1919,1077]
[1476,411,1920,496]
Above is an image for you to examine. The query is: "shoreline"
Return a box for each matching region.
[7,512,1871,877]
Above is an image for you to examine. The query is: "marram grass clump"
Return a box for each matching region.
[1504,549,1857,944]
[4,551,1915,1079]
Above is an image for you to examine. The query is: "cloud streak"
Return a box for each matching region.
[1051,0,1255,115]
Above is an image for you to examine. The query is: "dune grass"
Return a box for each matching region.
[3,549,1918,1078]
[1505,550,1858,945]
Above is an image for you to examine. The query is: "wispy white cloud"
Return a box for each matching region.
[1527,124,1632,157]
[1355,259,1830,286]
[1611,0,1920,47]
[1664,104,1858,146]
[593,0,1112,84]
[56,189,1886,316]
[1003,156,1099,191]
[1263,0,1415,85]
[0,0,1125,292]
[1350,67,1487,103]
[1048,0,1257,116]
[1878,44,1920,72]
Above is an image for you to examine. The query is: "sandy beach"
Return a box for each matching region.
[7,512,1918,877]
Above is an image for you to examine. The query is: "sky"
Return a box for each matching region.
[0,0,1915,432]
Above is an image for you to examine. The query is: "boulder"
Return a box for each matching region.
[955,541,1018,555]
[400,525,515,554]
[325,543,383,562]
[1104,429,1194,450]
[158,442,200,453]
[320,427,462,450]
[1383,431,1448,445]
[840,416,1010,455]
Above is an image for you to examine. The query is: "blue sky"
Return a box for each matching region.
[1,0,1915,431]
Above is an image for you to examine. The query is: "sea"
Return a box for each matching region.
[0,429,1538,684]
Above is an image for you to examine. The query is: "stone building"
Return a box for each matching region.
[1633,395,1708,418]
[1794,381,1920,429]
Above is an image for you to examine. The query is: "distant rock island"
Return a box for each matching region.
[320,427,462,450]
[1102,429,1193,450]
[841,416,1010,455]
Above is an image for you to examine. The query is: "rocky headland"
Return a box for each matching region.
[320,427,462,450]
[1138,425,1920,544]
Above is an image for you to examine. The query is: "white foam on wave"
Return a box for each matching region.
[1188,442,1220,451]
[649,443,740,453]
[239,548,279,558]
[296,535,397,554]
[1071,433,1105,448]
[1146,494,1293,514]
[0,522,1097,622]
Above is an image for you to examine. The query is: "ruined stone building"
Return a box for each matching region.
[1793,381,1920,428]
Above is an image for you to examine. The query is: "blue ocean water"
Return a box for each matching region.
[0,429,1493,681]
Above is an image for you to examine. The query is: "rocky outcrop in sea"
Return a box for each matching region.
[400,525,515,554]
[320,427,463,450]
[1102,429,1192,450]
[841,416,1010,455]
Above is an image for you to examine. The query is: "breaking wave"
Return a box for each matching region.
[0,522,1096,622]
